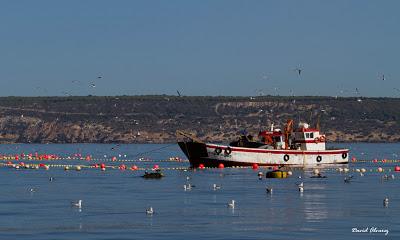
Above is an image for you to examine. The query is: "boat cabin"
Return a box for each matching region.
[292,123,326,150]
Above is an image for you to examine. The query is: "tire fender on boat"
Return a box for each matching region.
[214,148,222,155]
[316,155,322,162]
[224,147,232,155]
[283,154,290,162]
[342,152,347,159]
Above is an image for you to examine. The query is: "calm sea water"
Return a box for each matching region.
[0,143,399,240]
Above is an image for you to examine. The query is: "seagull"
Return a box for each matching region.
[266,187,273,194]
[176,90,182,97]
[297,182,304,188]
[184,184,192,191]
[146,206,154,215]
[71,200,82,208]
[227,200,235,208]
[29,188,36,192]
[383,197,389,207]
[213,184,221,190]
[90,83,96,88]
[49,177,54,182]
[298,186,304,192]
[294,67,302,76]
[97,76,103,79]
[344,175,354,183]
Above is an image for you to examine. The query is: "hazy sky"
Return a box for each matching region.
[0,0,399,97]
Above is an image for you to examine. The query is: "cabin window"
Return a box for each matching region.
[310,132,314,138]
[305,133,310,138]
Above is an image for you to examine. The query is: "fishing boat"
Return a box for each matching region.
[177,120,349,167]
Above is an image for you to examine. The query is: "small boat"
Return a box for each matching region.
[142,169,164,179]
[177,119,349,167]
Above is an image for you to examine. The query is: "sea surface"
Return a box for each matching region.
[0,143,399,240]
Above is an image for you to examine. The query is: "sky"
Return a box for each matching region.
[0,0,399,97]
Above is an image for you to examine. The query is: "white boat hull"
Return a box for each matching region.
[178,142,349,167]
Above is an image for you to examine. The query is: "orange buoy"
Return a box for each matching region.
[218,163,224,169]
[252,163,259,170]
[85,155,91,161]
[395,166,400,172]
[382,159,386,163]
[198,164,205,169]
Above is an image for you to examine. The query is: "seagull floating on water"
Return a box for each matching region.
[298,186,304,193]
[213,184,221,190]
[227,200,235,208]
[344,175,354,183]
[266,187,273,194]
[383,197,389,207]
[146,207,154,215]
[29,188,36,192]
[184,184,192,191]
[71,200,82,208]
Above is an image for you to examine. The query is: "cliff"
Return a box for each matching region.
[0,95,399,143]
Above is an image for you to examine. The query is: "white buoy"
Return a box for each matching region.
[361,168,366,173]
[356,168,360,172]
[287,171,293,176]
[228,200,235,208]
[76,166,82,171]
[344,168,349,173]
[313,169,320,175]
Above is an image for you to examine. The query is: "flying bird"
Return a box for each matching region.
[177,90,182,97]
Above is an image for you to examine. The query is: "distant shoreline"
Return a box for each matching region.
[0,95,399,144]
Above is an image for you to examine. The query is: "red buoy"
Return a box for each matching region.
[252,163,259,170]
[395,166,400,172]
[198,163,205,169]
[373,159,378,163]
[218,163,224,169]
[351,157,356,162]
[272,166,278,171]
[153,164,159,170]
[100,163,106,168]
[131,165,138,171]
